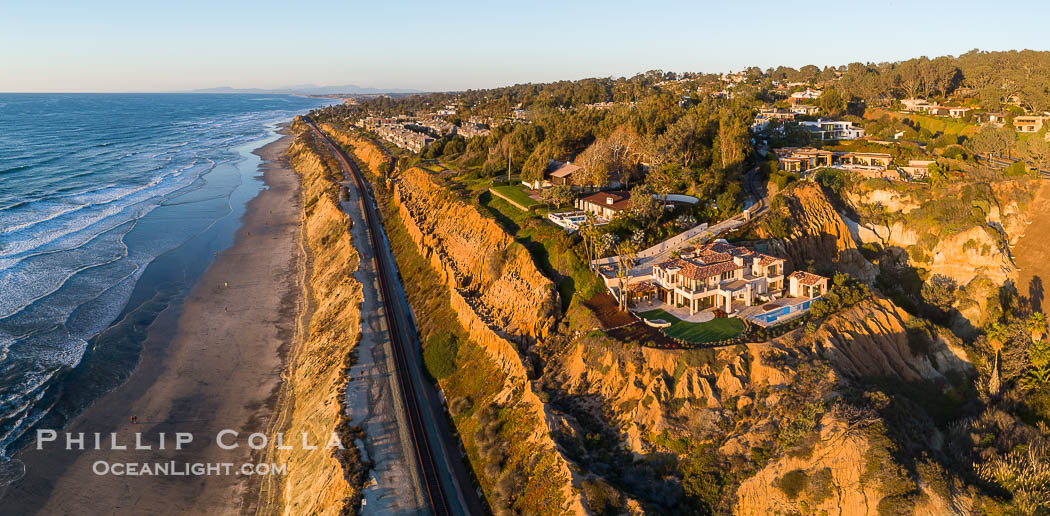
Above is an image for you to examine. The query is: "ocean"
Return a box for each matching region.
[0,93,333,484]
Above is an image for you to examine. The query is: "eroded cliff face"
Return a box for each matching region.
[544,295,973,513]
[393,166,558,342]
[319,123,394,174]
[811,296,971,382]
[333,130,586,514]
[759,182,877,282]
[841,179,1034,330]
[261,125,364,515]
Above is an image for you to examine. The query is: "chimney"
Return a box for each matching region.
[606,196,614,205]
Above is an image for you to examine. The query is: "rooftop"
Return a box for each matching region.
[579,191,631,211]
[789,270,827,286]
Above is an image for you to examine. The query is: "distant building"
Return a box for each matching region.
[1014,116,1048,133]
[975,112,1009,126]
[547,160,581,186]
[775,147,894,177]
[899,159,936,179]
[799,119,865,140]
[901,99,970,118]
[457,122,490,138]
[900,98,932,112]
[790,88,822,100]
[925,106,971,118]
[752,107,796,131]
[576,191,630,221]
[790,104,820,116]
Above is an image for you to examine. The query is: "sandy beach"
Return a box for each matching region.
[6,129,304,515]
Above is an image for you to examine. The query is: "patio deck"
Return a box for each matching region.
[632,298,715,322]
[737,296,815,327]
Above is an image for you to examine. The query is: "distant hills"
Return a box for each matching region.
[187,84,422,95]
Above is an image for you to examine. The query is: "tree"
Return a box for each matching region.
[628,185,662,229]
[538,184,574,208]
[922,274,958,319]
[926,161,950,187]
[972,124,1016,157]
[645,163,687,195]
[1029,312,1047,342]
[579,213,600,268]
[717,108,749,171]
[986,322,1009,395]
[1027,313,1050,385]
[574,127,643,188]
[613,240,637,312]
[818,88,846,116]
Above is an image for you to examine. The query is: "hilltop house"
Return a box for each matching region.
[900,99,971,118]
[901,98,932,112]
[899,159,936,178]
[788,271,829,298]
[547,160,581,186]
[752,107,796,131]
[975,112,1009,126]
[790,88,822,100]
[790,104,820,116]
[651,242,788,315]
[926,106,971,118]
[775,147,892,174]
[799,119,865,140]
[1014,116,1048,133]
[576,191,630,221]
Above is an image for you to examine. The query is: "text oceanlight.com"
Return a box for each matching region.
[92,461,286,476]
[34,429,346,476]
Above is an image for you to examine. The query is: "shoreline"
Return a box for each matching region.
[6,125,304,514]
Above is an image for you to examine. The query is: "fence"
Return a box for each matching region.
[591,221,710,266]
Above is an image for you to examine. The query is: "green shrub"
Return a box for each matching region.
[423,333,459,379]
[778,469,808,499]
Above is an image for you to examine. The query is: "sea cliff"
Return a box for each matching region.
[259,122,365,515]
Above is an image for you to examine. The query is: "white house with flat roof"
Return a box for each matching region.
[799,119,865,140]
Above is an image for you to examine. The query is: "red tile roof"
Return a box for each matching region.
[579,191,631,212]
[756,254,783,266]
[788,270,827,286]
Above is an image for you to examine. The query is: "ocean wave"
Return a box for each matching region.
[0,223,131,319]
[0,161,212,260]
[0,92,331,461]
[0,165,29,175]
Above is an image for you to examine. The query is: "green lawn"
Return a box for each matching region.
[490,184,540,210]
[638,309,744,343]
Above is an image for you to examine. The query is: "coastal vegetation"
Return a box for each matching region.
[300,50,1050,514]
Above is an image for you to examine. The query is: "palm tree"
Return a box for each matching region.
[1028,312,1046,343]
[986,322,1009,396]
[614,240,637,312]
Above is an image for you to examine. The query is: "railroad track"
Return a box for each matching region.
[303,118,453,515]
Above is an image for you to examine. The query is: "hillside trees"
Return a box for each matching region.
[574,127,644,188]
[716,107,750,172]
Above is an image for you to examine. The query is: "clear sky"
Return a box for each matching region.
[2,0,1048,93]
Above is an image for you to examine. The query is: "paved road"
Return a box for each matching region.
[304,118,484,516]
